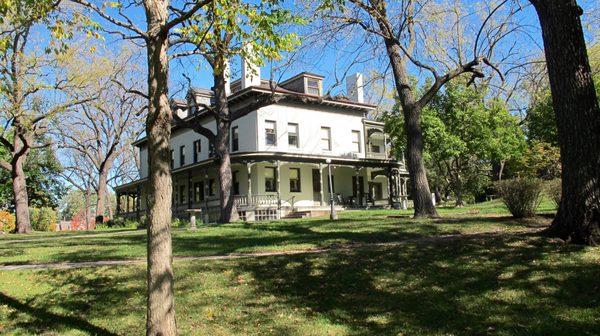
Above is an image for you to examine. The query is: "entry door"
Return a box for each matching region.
[352,176,365,206]
[312,169,321,202]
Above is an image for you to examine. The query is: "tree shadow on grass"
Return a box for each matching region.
[231,232,598,335]
[0,292,119,335]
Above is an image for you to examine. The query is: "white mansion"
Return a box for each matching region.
[115,61,409,222]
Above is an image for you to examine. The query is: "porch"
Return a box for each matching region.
[116,155,409,222]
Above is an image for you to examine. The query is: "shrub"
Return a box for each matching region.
[104,217,140,229]
[0,211,16,233]
[29,207,58,231]
[495,177,544,218]
[546,179,562,207]
[172,217,189,228]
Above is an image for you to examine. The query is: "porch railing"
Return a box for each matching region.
[234,194,278,207]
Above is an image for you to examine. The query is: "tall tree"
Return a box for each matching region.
[530,0,600,245]
[319,0,514,217]
[70,0,212,333]
[384,79,525,206]
[0,138,66,210]
[55,46,144,225]
[174,0,301,223]
[0,0,94,233]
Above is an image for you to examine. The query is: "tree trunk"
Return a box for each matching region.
[371,0,437,218]
[95,168,109,225]
[213,67,239,223]
[144,1,177,333]
[384,42,437,217]
[85,188,92,230]
[532,0,600,245]
[433,186,442,204]
[12,155,31,234]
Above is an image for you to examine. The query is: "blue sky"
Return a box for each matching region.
[60,0,600,104]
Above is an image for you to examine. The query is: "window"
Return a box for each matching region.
[265,120,277,146]
[231,126,239,152]
[289,168,301,192]
[193,140,201,163]
[287,123,299,148]
[371,144,381,153]
[179,184,186,204]
[312,169,321,193]
[233,171,240,195]
[194,181,204,202]
[170,149,174,169]
[209,142,216,158]
[179,145,185,166]
[265,167,277,192]
[306,78,320,95]
[352,130,361,153]
[208,179,216,196]
[320,127,331,151]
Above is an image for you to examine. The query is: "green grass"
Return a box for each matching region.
[3,199,597,335]
[0,226,598,335]
[0,200,553,265]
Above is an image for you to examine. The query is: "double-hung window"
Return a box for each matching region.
[320,127,331,151]
[194,181,204,202]
[265,167,277,192]
[231,126,239,152]
[306,79,320,95]
[289,168,301,192]
[208,179,216,196]
[265,120,277,146]
[232,171,240,195]
[179,145,185,166]
[179,184,186,204]
[288,123,299,148]
[193,140,201,163]
[351,130,361,153]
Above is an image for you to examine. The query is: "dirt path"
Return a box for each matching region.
[0,229,540,271]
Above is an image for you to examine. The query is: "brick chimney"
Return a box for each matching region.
[241,44,261,89]
[346,73,364,103]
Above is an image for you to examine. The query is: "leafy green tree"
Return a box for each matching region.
[0,136,66,210]
[0,0,95,233]
[385,79,525,206]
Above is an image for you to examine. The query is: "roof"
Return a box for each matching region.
[189,87,214,96]
[279,72,325,87]
[133,85,377,147]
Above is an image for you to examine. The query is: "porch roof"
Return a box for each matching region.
[115,151,407,192]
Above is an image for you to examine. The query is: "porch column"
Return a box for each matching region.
[116,192,121,215]
[387,169,394,207]
[203,169,209,217]
[402,178,408,210]
[247,162,252,198]
[383,133,388,158]
[136,186,141,219]
[126,192,130,213]
[276,160,281,217]
[319,163,325,206]
[187,170,192,209]
[354,167,361,207]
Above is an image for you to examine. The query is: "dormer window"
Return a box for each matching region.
[306,78,321,95]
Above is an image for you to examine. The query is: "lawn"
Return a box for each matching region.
[1,200,599,335]
[0,200,552,265]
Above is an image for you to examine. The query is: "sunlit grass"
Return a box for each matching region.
[0,200,555,265]
[0,228,597,335]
